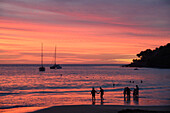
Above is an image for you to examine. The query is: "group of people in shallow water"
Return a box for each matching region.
[91,85,139,104]
[124,85,139,98]
[91,87,104,104]
[91,87,104,100]
[123,85,139,104]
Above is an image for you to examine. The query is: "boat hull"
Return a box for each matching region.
[50,67,55,69]
[39,67,45,71]
[50,65,62,69]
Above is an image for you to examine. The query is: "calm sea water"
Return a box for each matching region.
[0,64,170,112]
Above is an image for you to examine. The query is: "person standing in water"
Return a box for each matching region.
[135,85,139,96]
[123,87,127,97]
[133,85,139,96]
[91,87,97,101]
[99,87,104,100]
[124,87,131,97]
[126,87,131,98]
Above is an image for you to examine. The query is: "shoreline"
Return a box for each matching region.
[122,64,170,69]
[29,105,170,113]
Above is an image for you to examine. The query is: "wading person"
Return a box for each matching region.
[123,87,127,97]
[134,85,139,96]
[124,87,131,98]
[127,87,131,98]
[91,87,97,101]
[99,87,104,100]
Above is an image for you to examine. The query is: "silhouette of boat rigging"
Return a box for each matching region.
[50,46,62,69]
[39,43,45,71]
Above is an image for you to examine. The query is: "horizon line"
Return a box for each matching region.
[0,63,126,65]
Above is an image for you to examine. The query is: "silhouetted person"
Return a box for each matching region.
[124,94,131,104]
[130,81,131,83]
[99,87,104,100]
[91,87,97,101]
[126,87,131,98]
[141,80,143,83]
[133,86,139,105]
[136,85,139,96]
[133,85,139,97]
[133,88,137,97]
[123,87,131,104]
[123,87,127,97]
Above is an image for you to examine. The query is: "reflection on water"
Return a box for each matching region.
[0,64,170,112]
[101,99,104,105]
[133,96,139,105]
[92,99,95,105]
[124,96,131,104]
[123,95,139,105]
[91,99,104,105]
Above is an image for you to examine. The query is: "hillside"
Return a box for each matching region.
[125,43,170,68]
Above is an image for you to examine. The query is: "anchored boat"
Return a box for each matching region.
[50,46,62,69]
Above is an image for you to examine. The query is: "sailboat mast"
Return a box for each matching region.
[41,43,43,67]
[55,45,56,65]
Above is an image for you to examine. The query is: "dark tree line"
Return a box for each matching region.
[125,43,170,68]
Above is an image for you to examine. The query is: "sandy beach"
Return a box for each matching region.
[30,105,170,113]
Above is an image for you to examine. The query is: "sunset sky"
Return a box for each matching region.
[0,0,170,64]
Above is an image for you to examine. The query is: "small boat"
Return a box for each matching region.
[39,43,45,71]
[50,64,62,69]
[39,66,45,71]
[50,46,62,69]
[134,68,139,70]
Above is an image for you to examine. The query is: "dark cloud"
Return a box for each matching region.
[0,33,34,41]
[124,33,170,37]
[0,0,169,30]
[0,54,21,59]
[0,43,23,47]
[0,49,8,53]
[0,59,39,64]
[0,37,33,42]
[0,27,36,31]
[91,32,170,38]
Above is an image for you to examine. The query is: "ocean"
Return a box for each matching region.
[0,64,170,113]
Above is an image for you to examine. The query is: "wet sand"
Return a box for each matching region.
[30,105,170,113]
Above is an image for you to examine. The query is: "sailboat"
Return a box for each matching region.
[39,43,45,71]
[50,46,62,69]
